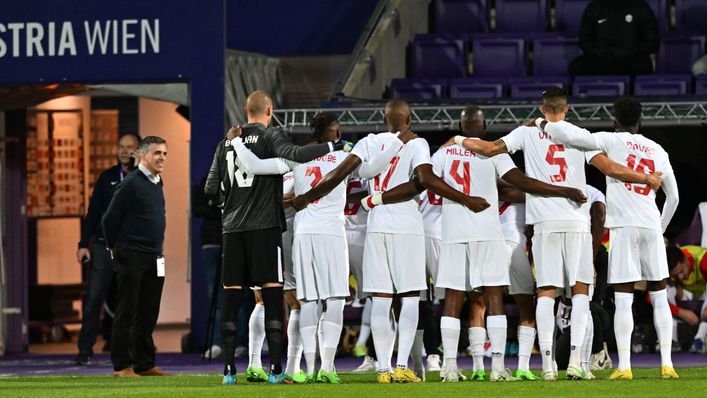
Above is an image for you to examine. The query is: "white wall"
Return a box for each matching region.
[138,98,191,324]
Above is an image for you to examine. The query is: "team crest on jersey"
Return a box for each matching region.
[244,135,259,144]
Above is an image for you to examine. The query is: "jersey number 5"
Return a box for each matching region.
[449,159,471,195]
[624,154,655,196]
[305,166,323,204]
[545,144,568,182]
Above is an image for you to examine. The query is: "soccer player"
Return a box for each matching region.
[539,96,679,379]
[204,90,349,385]
[292,100,490,383]
[451,89,661,380]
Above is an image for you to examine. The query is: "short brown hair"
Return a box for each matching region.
[541,87,568,114]
[138,135,166,153]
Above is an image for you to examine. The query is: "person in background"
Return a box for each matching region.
[74,133,140,365]
[103,136,169,377]
[570,0,659,76]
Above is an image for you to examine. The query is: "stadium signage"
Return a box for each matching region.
[0,19,160,58]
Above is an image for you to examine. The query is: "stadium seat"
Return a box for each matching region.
[509,77,569,98]
[495,0,548,33]
[656,35,706,74]
[644,0,669,32]
[555,0,591,34]
[633,75,692,96]
[532,36,581,76]
[390,78,446,100]
[412,34,468,78]
[572,75,630,97]
[472,35,526,77]
[449,78,505,99]
[435,0,488,34]
[696,75,707,95]
[675,0,707,33]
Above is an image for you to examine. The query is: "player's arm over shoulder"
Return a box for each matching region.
[455,135,508,157]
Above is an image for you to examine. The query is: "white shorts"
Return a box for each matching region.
[292,234,350,301]
[282,225,296,291]
[362,233,426,294]
[436,240,510,291]
[532,229,593,288]
[347,230,368,299]
[608,227,669,284]
[506,237,534,295]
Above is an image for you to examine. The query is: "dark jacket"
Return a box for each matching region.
[579,0,659,61]
[78,164,128,249]
[193,176,222,246]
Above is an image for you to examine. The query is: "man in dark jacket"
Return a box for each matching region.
[74,133,139,365]
[569,0,659,76]
[103,136,168,377]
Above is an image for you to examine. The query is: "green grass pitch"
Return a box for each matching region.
[2,368,706,398]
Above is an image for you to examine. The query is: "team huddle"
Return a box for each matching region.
[206,88,679,384]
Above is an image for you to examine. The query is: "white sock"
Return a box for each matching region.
[650,289,674,368]
[487,315,507,374]
[517,326,535,372]
[582,313,594,373]
[536,296,555,373]
[569,294,589,367]
[317,310,325,358]
[299,301,319,374]
[371,297,394,372]
[396,296,420,368]
[673,319,679,343]
[468,327,486,372]
[248,303,265,368]
[356,299,372,347]
[696,322,707,341]
[286,309,302,374]
[614,292,634,371]
[441,316,460,370]
[321,298,345,372]
[411,329,424,373]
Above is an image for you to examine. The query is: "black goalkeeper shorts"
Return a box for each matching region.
[222,227,283,287]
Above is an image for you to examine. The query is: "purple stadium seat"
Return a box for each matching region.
[509,77,569,98]
[656,36,706,74]
[675,0,707,33]
[696,75,707,95]
[449,78,505,99]
[533,37,581,76]
[555,0,591,34]
[435,0,488,34]
[572,75,630,97]
[644,0,669,32]
[472,35,526,77]
[390,79,446,100]
[412,34,468,78]
[495,0,548,33]
[634,75,692,96]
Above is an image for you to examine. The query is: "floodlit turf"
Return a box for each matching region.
[1,368,706,398]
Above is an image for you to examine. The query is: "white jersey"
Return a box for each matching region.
[585,184,606,207]
[293,151,349,236]
[433,142,516,243]
[499,201,526,245]
[586,132,673,231]
[344,178,368,233]
[419,190,442,240]
[350,133,431,235]
[501,125,590,228]
[283,172,296,222]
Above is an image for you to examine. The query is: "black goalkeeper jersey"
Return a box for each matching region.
[210,123,333,234]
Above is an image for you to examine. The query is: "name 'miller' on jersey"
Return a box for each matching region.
[501,125,590,227]
[588,132,673,231]
[433,142,516,243]
[350,132,431,235]
[293,151,349,237]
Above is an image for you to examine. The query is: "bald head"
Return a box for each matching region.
[460,106,485,138]
[384,99,411,132]
[246,90,273,116]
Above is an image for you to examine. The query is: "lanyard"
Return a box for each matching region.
[119,167,126,181]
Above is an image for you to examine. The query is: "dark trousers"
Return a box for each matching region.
[111,248,165,372]
[202,245,223,345]
[569,54,653,76]
[77,243,114,355]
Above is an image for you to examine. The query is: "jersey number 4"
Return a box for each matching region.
[305,166,323,204]
[624,154,655,196]
[545,144,568,182]
[450,159,471,195]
